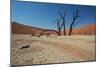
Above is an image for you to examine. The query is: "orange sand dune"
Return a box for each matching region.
[12,22,96,35]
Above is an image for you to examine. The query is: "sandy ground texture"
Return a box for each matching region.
[11,34,96,65]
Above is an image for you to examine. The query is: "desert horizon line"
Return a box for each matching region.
[11,21,96,30]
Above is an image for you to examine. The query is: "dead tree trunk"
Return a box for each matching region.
[59,12,66,35]
[69,9,81,36]
[63,18,66,35]
[56,18,63,36]
[69,26,72,35]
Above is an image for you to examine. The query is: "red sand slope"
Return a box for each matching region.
[12,22,96,35]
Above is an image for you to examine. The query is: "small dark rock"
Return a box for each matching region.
[20,45,30,49]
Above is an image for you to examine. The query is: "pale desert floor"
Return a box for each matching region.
[11,34,96,65]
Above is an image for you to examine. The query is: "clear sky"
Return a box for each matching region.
[11,0,96,30]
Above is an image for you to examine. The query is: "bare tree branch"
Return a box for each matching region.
[58,11,67,35]
[69,9,81,36]
[72,20,80,29]
[59,11,63,18]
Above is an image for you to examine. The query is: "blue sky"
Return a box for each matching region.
[11,0,96,30]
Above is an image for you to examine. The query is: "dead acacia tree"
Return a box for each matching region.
[59,11,66,35]
[69,9,81,36]
[38,29,60,37]
[56,18,63,36]
[38,12,66,37]
[38,19,63,37]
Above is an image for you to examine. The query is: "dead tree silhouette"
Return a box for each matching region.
[56,18,63,36]
[38,19,63,37]
[38,12,66,37]
[69,9,81,36]
[38,29,59,37]
[59,12,66,35]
